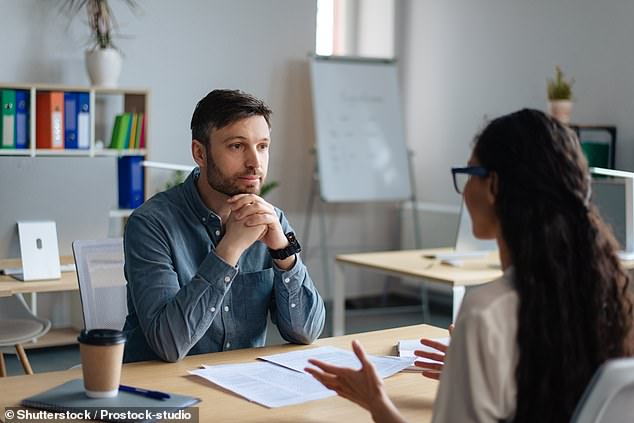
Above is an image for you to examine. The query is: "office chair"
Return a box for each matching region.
[571,357,634,423]
[72,238,128,331]
[0,294,51,376]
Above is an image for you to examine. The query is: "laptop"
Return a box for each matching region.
[424,201,497,263]
[9,221,62,281]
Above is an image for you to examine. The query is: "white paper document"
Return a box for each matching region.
[398,337,450,371]
[189,361,335,408]
[259,346,413,378]
[190,346,414,408]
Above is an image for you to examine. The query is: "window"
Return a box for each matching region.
[316,0,395,58]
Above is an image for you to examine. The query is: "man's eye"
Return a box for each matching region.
[229,144,242,150]
[258,144,269,150]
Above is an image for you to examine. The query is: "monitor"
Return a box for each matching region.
[590,167,634,260]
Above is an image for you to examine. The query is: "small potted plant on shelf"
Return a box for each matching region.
[547,66,575,124]
[61,0,139,87]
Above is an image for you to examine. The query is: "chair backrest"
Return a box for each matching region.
[571,357,634,423]
[72,238,127,331]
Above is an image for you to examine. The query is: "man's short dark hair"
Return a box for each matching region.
[190,89,272,145]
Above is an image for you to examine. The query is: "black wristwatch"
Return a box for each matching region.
[268,232,302,260]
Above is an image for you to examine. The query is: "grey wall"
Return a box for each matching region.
[0,0,401,303]
[400,0,634,207]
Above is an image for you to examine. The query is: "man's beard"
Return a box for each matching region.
[204,153,263,196]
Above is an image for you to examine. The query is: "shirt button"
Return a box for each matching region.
[202,217,206,222]
[210,307,216,312]
[291,303,296,308]
[224,306,229,312]
[284,278,290,283]
[224,276,231,283]
[215,230,221,236]
[226,342,231,349]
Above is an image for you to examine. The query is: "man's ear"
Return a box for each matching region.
[192,139,207,168]
[486,171,498,205]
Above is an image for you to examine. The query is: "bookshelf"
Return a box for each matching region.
[0,82,149,158]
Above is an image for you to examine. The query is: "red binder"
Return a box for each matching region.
[36,92,65,149]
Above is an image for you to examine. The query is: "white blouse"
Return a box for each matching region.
[432,268,519,423]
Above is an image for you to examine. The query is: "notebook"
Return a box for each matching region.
[20,379,200,423]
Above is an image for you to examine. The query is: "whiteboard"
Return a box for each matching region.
[310,57,412,202]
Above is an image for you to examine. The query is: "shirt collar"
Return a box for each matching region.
[183,168,222,224]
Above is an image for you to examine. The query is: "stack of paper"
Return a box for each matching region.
[397,337,450,372]
[189,346,413,408]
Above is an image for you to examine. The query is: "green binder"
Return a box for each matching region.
[1,89,17,149]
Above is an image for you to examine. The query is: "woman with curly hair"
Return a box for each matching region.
[306,109,634,422]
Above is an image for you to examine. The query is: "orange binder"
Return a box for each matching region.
[36,92,64,149]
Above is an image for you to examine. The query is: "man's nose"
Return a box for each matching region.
[245,147,262,170]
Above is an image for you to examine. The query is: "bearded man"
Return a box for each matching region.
[122,89,325,363]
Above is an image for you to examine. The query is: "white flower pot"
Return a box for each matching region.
[85,48,122,88]
[547,100,573,124]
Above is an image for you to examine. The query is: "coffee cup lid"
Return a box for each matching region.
[78,329,126,346]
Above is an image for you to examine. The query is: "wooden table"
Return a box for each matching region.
[333,247,634,336]
[0,324,446,423]
[0,256,79,299]
[333,248,502,336]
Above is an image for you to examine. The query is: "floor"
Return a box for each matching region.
[2,292,452,377]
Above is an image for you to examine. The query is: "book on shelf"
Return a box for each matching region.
[109,112,145,150]
[1,89,16,149]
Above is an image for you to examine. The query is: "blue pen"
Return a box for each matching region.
[119,384,171,400]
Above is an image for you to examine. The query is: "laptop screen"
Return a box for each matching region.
[454,201,497,252]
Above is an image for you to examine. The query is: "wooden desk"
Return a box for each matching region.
[334,248,501,336]
[0,324,446,423]
[0,256,78,298]
[333,248,634,336]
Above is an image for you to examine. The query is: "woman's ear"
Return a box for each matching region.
[486,171,498,205]
[192,139,207,168]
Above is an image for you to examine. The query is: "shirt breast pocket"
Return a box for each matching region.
[233,268,274,323]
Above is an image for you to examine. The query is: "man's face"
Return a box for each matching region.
[203,115,270,196]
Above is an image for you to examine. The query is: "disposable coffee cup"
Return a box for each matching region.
[78,329,126,398]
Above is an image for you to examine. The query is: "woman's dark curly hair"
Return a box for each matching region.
[473,109,634,422]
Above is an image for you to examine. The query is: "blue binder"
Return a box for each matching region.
[15,90,29,149]
[118,155,145,209]
[77,92,90,149]
[64,92,79,149]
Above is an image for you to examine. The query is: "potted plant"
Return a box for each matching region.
[547,66,575,124]
[61,0,139,87]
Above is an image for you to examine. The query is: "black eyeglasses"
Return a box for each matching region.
[451,166,490,194]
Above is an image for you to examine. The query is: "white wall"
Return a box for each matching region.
[0,0,400,308]
[401,0,634,206]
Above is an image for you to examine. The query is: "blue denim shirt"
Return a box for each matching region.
[122,169,325,363]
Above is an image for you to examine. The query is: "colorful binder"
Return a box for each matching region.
[15,90,29,149]
[118,155,145,208]
[36,91,64,149]
[1,89,16,149]
[64,92,79,149]
[77,92,90,149]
